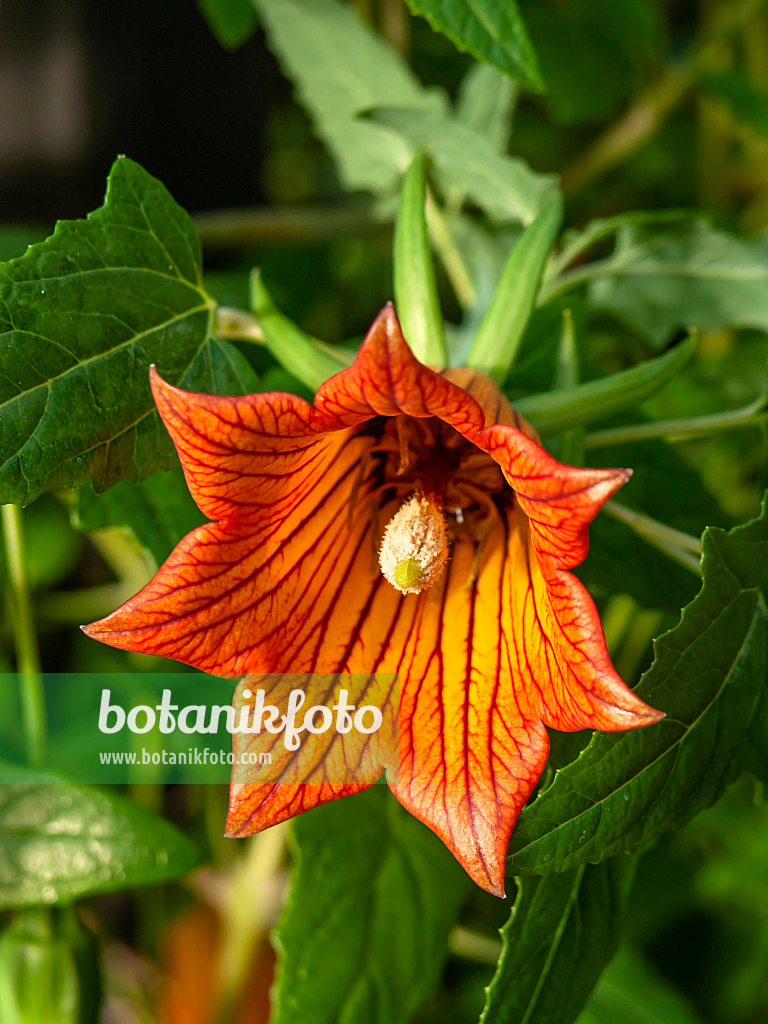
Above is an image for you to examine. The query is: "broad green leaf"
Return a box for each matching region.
[253,0,446,194]
[468,192,562,381]
[404,0,543,93]
[514,335,695,436]
[0,157,255,507]
[369,107,556,225]
[509,497,768,874]
[273,787,468,1024]
[586,220,768,347]
[455,63,517,154]
[195,0,258,48]
[0,763,200,906]
[249,270,346,391]
[73,465,204,568]
[577,946,707,1024]
[482,857,637,1024]
[394,152,446,364]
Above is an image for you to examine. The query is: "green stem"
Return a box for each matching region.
[537,259,610,307]
[449,926,502,964]
[604,500,702,576]
[425,188,477,309]
[585,396,768,449]
[1,504,45,764]
[192,205,378,250]
[217,307,265,344]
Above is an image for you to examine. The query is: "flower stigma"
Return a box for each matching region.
[379,494,448,595]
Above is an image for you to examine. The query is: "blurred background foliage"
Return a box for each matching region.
[1,0,767,1022]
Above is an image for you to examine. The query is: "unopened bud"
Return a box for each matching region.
[379,495,447,595]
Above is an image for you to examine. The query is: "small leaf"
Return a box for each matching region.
[253,0,446,194]
[482,857,637,1024]
[509,497,768,874]
[0,763,200,907]
[393,152,446,364]
[514,335,695,436]
[273,787,468,1024]
[73,465,205,568]
[369,106,556,225]
[249,270,346,391]
[468,192,562,382]
[587,220,768,347]
[404,0,543,93]
[195,0,258,48]
[0,156,252,507]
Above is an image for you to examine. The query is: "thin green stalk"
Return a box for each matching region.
[425,188,477,309]
[553,310,584,465]
[585,396,768,449]
[1,504,45,764]
[604,500,702,576]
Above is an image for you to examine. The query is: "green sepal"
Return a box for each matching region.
[467,192,563,383]
[515,333,696,436]
[249,269,347,392]
[393,151,447,365]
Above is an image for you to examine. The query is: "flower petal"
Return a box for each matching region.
[83,303,663,896]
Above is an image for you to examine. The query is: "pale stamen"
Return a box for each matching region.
[378,494,448,595]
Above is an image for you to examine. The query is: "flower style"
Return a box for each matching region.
[84,304,663,896]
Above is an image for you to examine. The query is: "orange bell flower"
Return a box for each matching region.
[84,304,662,896]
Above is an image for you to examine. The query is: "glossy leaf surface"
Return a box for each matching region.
[0,764,200,907]
[273,787,468,1024]
[483,857,637,1024]
[404,0,543,93]
[0,157,253,506]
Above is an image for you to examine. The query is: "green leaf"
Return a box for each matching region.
[0,763,200,906]
[394,152,446,364]
[195,0,258,48]
[273,787,468,1024]
[509,497,768,875]
[253,0,446,195]
[249,270,346,391]
[455,63,517,154]
[73,465,205,568]
[404,0,543,93]
[369,106,556,225]
[586,220,768,347]
[514,335,695,436]
[468,192,562,382]
[482,857,637,1024]
[0,157,254,507]
[577,946,707,1024]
